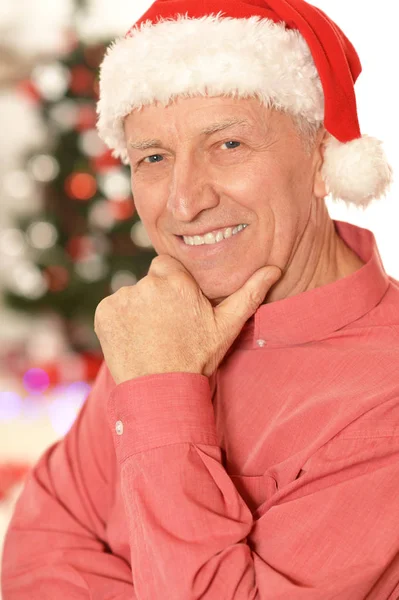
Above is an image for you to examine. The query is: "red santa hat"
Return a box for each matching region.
[96,0,393,207]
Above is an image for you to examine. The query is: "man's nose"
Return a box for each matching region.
[166,156,220,221]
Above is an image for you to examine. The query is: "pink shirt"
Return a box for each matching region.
[3,220,399,599]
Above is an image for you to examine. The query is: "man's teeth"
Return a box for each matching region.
[183,224,248,246]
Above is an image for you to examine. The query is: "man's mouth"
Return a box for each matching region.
[178,224,249,247]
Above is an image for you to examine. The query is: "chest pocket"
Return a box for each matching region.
[230,472,278,515]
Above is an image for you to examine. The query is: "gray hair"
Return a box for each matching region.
[291,113,324,155]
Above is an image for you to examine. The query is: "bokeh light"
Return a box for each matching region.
[89,199,116,230]
[75,254,109,281]
[12,262,48,298]
[48,380,91,436]
[131,221,153,248]
[98,168,131,199]
[31,63,71,101]
[31,62,70,102]
[111,270,138,293]
[0,228,27,257]
[49,99,79,130]
[23,368,50,395]
[2,170,35,200]
[26,221,58,250]
[43,265,70,292]
[109,199,135,220]
[65,172,97,201]
[28,154,60,182]
[0,391,23,421]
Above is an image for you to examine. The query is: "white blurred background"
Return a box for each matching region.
[0,0,397,590]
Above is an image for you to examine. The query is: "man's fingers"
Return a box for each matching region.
[215,266,282,335]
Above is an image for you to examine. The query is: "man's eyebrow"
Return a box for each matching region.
[128,119,251,151]
[129,138,165,151]
[200,118,251,135]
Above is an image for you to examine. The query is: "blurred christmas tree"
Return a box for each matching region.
[2,33,157,355]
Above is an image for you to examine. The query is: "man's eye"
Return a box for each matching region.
[143,154,164,164]
[222,141,241,150]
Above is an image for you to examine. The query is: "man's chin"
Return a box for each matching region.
[209,296,225,308]
[198,285,226,308]
[200,280,243,307]
[196,272,251,306]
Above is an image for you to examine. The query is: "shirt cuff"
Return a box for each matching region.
[107,372,218,463]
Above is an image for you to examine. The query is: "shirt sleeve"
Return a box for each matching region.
[107,373,399,600]
[1,361,136,600]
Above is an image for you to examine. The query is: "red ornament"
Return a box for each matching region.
[81,352,103,380]
[69,66,95,96]
[91,150,122,173]
[32,362,59,386]
[66,236,95,261]
[65,172,97,201]
[109,199,135,220]
[76,105,98,131]
[43,265,70,292]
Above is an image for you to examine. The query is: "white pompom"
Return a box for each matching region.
[321,135,393,207]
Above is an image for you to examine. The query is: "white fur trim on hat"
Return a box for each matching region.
[97,15,324,165]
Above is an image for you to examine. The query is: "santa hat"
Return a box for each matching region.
[96,0,393,207]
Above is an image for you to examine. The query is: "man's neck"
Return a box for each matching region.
[264,205,365,305]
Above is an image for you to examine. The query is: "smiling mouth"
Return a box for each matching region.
[177,224,249,247]
[176,227,248,256]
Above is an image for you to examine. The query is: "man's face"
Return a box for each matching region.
[124,95,325,305]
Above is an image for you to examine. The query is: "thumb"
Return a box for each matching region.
[215,266,282,334]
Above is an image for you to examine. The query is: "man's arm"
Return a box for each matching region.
[1,361,136,599]
[108,373,399,599]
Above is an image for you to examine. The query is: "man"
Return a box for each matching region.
[2,0,398,598]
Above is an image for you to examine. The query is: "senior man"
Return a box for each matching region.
[2,0,399,598]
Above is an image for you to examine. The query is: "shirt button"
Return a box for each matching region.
[115,420,124,435]
[256,339,267,347]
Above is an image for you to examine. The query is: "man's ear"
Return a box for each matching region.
[313,129,330,199]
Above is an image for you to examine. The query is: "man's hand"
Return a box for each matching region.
[94,255,281,385]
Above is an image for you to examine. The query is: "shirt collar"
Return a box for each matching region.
[235,220,390,350]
